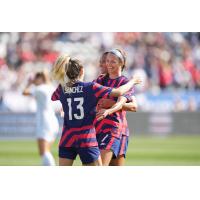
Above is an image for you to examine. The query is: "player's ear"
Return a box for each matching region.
[79,67,85,78]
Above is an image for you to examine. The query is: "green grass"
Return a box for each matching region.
[0,135,200,166]
[126,135,200,165]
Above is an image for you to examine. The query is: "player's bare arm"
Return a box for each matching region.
[110,76,141,97]
[96,96,127,121]
[22,78,34,96]
[122,96,137,112]
[98,96,137,112]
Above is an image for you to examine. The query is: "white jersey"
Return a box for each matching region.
[31,84,59,142]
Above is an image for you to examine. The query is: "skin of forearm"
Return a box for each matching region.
[99,99,137,112]
[122,102,137,112]
[122,96,137,112]
[107,97,126,115]
[110,78,136,97]
[22,83,32,96]
[22,88,31,96]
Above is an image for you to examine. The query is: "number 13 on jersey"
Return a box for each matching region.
[67,97,84,120]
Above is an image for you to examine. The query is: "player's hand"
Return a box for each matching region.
[97,98,116,109]
[96,109,110,121]
[131,76,142,85]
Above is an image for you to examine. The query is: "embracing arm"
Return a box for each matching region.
[122,96,137,112]
[97,96,137,112]
[110,76,141,97]
[22,79,33,96]
[96,96,127,121]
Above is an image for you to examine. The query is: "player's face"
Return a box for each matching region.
[79,67,85,81]
[99,55,107,74]
[106,53,122,75]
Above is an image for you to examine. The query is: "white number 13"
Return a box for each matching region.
[67,97,84,120]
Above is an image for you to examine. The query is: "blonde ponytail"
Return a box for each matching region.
[51,54,71,85]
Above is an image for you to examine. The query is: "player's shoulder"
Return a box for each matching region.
[37,83,51,90]
[55,84,63,92]
[121,75,129,80]
[120,75,129,82]
[87,81,103,90]
[78,81,99,95]
[52,84,63,95]
[79,81,92,87]
[34,84,45,92]
[95,73,108,83]
[44,83,55,90]
[98,73,107,79]
[79,81,95,90]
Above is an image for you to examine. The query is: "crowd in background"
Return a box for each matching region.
[0,32,200,112]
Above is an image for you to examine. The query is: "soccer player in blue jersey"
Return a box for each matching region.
[51,54,141,166]
[95,49,137,166]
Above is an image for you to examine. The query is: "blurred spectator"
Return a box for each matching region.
[0,32,200,112]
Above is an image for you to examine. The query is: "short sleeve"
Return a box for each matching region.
[51,85,62,101]
[117,77,135,103]
[93,74,106,84]
[123,87,135,102]
[92,82,112,99]
[28,86,37,97]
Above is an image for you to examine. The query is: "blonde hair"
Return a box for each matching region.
[51,54,70,85]
[51,54,83,88]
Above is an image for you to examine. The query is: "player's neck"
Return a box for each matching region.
[78,77,84,82]
[109,71,122,79]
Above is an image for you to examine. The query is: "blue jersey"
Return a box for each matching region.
[51,81,112,148]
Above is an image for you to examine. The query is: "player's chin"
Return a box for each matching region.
[107,68,114,74]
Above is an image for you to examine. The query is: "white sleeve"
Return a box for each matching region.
[29,86,37,97]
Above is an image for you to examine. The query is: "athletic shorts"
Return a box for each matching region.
[96,133,120,158]
[59,146,100,164]
[36,112,59,142]
[113,135,129,159]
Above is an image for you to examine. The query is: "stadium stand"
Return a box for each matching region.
[1,32,200,112]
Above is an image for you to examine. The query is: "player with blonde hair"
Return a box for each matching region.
[51,54,141,166]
